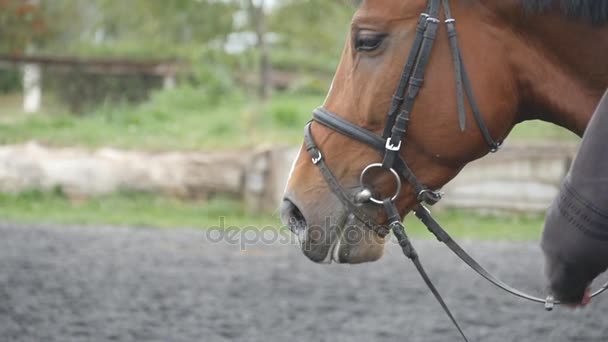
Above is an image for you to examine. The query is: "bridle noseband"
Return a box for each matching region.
[303,0,608,340]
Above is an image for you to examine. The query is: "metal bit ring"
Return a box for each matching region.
[359,163,402,205]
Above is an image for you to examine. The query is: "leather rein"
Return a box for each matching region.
[302,0,608,340]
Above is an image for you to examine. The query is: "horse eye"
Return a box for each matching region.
[354,31,386,52]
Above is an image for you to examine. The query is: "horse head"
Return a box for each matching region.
[281,0,608,264]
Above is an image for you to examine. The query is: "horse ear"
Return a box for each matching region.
[540,89,608,303]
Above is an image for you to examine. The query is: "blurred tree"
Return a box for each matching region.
[243,0,271,99]
[235,0,357,98]
[272,0,356,50]
[0,0,47,54]
[0,0,238,57]
[269,0,356,73]
[0,0,360,99]
[93,0,237,55]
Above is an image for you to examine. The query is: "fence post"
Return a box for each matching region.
[244,147,299,214]
[163,74,176,90]
[244,149,270,213]
[23,63,41,114]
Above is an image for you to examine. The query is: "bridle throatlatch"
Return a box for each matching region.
[303,0,608,341]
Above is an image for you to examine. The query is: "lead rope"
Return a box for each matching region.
[383,199,470,342]
[413,204,608,309]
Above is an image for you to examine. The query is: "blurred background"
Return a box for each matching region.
[2,1,606,342]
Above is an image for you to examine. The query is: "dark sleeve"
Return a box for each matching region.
[541,89,608,303]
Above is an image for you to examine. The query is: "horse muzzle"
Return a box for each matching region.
[280,195,386,264]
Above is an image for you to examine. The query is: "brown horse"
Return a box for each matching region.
[280,0,608,264]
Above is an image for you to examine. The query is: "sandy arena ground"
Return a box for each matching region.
[0,223,606,342]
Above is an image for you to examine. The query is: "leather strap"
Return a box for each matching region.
[304,122,390,238]
[458,52,502,152]
[384,0,442,170]
[313,108,438,203]
[384,200,470,342]
[414,205,608,306]
[442,0,466,131]
[383,12,430,138]
[441,0,500,150]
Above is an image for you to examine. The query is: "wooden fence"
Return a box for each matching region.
[0,54,180,113]
[0,141,577,214]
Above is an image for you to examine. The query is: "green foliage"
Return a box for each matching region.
[271,49,339,74]
[268,0,355,74]
[0,69,21,94]
[0,0,359,104]
[46,71,163,114]
[0,90,324,150]
[186,49,240,105]
[25,1,238,58]
[0,88,578,151]
[92,0,236,50]
[270,104,300,127]
[0,1,48,54]
[270,0,354,52]
[289,76,331,96]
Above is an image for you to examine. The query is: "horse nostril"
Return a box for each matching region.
[280,199,308,234]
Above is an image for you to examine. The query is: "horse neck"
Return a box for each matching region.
[498,7,608,136]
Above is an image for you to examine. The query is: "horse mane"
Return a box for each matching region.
[522,0,608,25]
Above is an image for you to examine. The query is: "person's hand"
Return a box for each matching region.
[543,247,605,306]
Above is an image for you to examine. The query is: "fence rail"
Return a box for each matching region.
[0,54,180,113]
[0,141,577,214]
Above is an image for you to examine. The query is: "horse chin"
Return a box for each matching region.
[301,214,386,265]
[331,223,386,264]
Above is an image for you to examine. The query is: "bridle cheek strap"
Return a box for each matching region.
[304,122,390,238]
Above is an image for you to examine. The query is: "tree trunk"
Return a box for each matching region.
[247,0,271,100]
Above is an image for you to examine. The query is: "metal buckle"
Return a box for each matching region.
[359,163,402,205]
[311,150,323,165]
[385,138,402,152]
[490,142,503,153]
[445,18,456,24]
[544,296,555,311]
[418,189,444,204]
[426,17,440,23]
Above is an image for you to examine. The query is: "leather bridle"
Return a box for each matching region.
[302,0,608,340]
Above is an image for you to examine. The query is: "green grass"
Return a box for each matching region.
[0,89,580,151]
[0,191,543,241]
[404,209,543,241]
[509,120,579,141]
[0,191,277,229]
[0,90,325,150]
